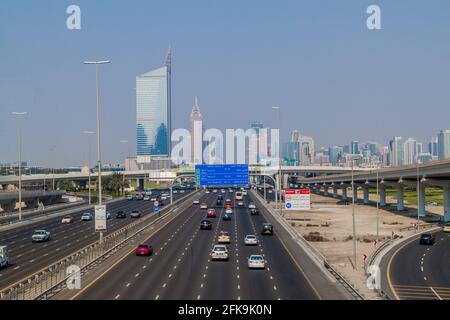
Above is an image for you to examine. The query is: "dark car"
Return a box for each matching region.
[135,243,153,256]
[261,223,274,235]
[419,233,435,245]
[250,208,260,215]
[116,210,126,219]
[130,210,141,218]
[223,213,232,221]
[200,220,213,230]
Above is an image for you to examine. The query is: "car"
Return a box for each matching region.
[248,203,256,209]
[261,223,274,235]
[116,210,126,219]
[248,255,265,269]
[427,201,439,206]
[225,208,233,215]
[211,245,229,260]
[106,211,112,219]
[32,230,51,242]
[135,243,153,256]
[61,215,73,224]
[225,204,232,210]
[126,195,133,201]
[200,220,213,230]
[212,189,217,193]
[136,194,144,200]
[237,201,244,207]
[244,235,258,246]
[150,197,157,202]
[218,231,231,244]
[180,190,185,193]
[193,200,200,205]
[205,190,210,194]
[443,222,450,233]
[173,190,178,194]
[130,210,141,218]
[242,190,248,196]
[221,189,226,193]
[250,208,259,215]
[223,213,232,221]
[143,196,150,201]
[207,209,217,218]
[81,212,93,221]
[200,203,208,209]
[419,233,435,245]
[268,190,273,194]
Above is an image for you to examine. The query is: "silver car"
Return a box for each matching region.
[244,235,258,246]
[32,230,51,242]
[211,245,229,260]
[248,255,265,269]
[81,212,93,221]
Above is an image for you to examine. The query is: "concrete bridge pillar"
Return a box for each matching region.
[443,186,450,222]
[397,187,404,211]
[1,201,16,213]
[379,187,387,207]
[25,199,39,210]
[138,179,144,191]
[352,185,358,203]
[282,174,289,189]
[332,186,338,198]
[363,187,370,205]
[342,187,348,201]
[418,184,426,218]
[56,180,61,190]
[323,185,329,196]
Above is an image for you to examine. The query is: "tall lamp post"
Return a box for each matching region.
[12,111,28,221]
[83,131,95,204]
[272,106,282,216]
[351,155,360,270]
[84,60,110,244]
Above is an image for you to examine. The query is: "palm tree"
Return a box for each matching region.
[104,173,129,195]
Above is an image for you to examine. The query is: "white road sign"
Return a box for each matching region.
[284,189,311,210]
[95,205,107,232]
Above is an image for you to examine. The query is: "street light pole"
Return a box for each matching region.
[84,60,110,244]
[12,112,28,221]
[351,157,357,270]
[416,155,421,229]
[83,131,95,205]
[119,140,129,196]
[272,106,282,216]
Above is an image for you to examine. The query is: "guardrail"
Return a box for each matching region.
[251,190,365,300]
[0,190,200,300]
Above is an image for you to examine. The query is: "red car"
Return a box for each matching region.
[207,209,217,218]
[135,243,153,256]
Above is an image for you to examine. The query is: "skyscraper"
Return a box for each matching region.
[350,140,360,155]
[190,96,203,164]
[403,138,418,165]
[389,136,404,167]
[438,129,450,160]
[136,48,172,165]
[428,137,438,158]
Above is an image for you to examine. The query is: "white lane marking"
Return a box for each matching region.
[430,287,443,300]
[273,286,277,291]
[114,294,120,300]
[162,283,167,288]
[200,283,204,288]
[135,273,139,277]
[155,295,160,300]
[169,274,172,278]
[126,283,130,287]
[197,295,201,300]
[421,266,424,272]
[13,266,20,270]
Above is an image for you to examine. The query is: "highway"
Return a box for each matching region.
[0,190,191,290]
[72,190,320,300]
[382,230,450,300]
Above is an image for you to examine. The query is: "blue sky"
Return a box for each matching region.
[1,0,450,167]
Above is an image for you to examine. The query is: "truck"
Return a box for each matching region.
[0,246,9,269]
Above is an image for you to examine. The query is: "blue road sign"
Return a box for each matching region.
[195,164,249,187]
[153,206,161,212]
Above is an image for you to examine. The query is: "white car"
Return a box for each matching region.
[237,201,244,206]
[268,190,273,194]
[173,190,178,194]
[221,189,226,193]
[106,211,112,219]
[244,235,258,246]
[248,203,256,209]
[205,190,210,194]
[211,245,229,260]
[32,230,51,242]
[225,208,233,215]
[143,196,150,201]
[212,189,217,193]
[242,190,248,196]
[150,197,157,201]
[180,190,185,193]
[200,203,208,209]
[61,215,73,224]
[248,255,265,269]
[81,212,93,221]
[161,196,168,200]
[193,200,200,205]
[126,195,133,201]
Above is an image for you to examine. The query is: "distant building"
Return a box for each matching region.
[328,146,344,166]
[136,48,172,167]
[350,141,360,155]
[389,136,404,167]
[438,129,450,160]
[403,138,419,165]
[282,142,300,165]
[428,137,438,158]
[190,97,203,164]
[289,130,315,165]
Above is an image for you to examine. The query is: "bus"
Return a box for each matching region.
[235,191,243,201]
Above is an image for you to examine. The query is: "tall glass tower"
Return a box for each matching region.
[136,48,172,163]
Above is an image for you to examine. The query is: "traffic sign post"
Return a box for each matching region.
[195,164,248,187]
[95,205,107,233]
[284,189,311,210]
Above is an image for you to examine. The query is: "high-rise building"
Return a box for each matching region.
[404,138,419,165]
[190,96,203,164]
[389,136,404,167]
[248,122,265,164]
[328,146,344,166]
[290,130,315,165]
[350,141,360,155]
[136,48,172,165]
[282,142,300,165]
[438,129,450,160]
[428,137,438,158]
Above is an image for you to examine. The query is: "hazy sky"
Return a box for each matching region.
[1,0,450,167]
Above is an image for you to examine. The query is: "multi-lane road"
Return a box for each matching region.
[381,229,450,300]
[0,190,191,290]
[71,191,322,300]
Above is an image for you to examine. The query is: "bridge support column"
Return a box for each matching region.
[397,187,404,211]
[0,201,16,213]
[282,174,289,189]
[138,179,144,191]
[25,199,39,210]
[418,184,426,218]
[323,186,329,196]
[342,187,348,201]
[379,187,386,207]
[332,186,338,198]
[352,185,358,203]
[363,187,370,205]
[443,186,450,222]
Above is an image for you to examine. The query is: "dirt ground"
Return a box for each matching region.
[272,192,439,300]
